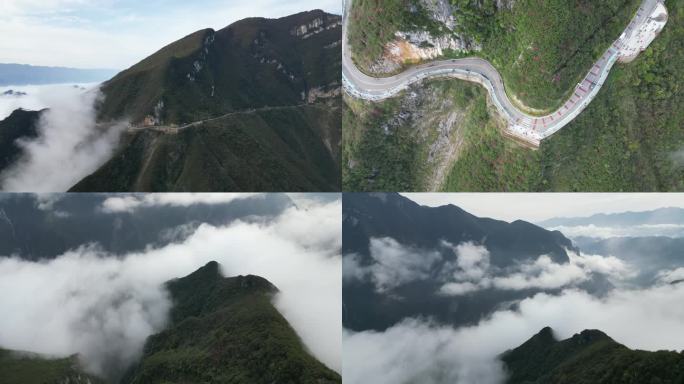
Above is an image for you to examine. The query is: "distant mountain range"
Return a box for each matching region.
[575,236,684,286]
[0,193,292,260]
[0,262,340,383]
[503,327,684,383]
[539,207,684,228]
[343,193,589,331]
[0,10,342,192]
[0,63,117,86]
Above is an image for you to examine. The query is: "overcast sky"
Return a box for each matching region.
[0,0,341,69]
[402,193,684,223]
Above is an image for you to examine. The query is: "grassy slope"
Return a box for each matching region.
[81,11,342,192]
[99,11,341,125]
[344,1,684,192]
[71,102,341,192]
[0,349,104,384]
[124,262,340,384]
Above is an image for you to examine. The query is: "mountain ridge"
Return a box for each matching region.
[343,193,582,331]
[123,261,340,384]
[502,327,684,384]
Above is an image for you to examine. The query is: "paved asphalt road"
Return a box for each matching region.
[342,0,666,146]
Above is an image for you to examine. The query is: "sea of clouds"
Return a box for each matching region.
[0,196,342,380]
[343,236,684,384]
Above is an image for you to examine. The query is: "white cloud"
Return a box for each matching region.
[343,320,506,384]
[0,84,97,120]
[358,237,441,292]
[0,85,127,192]
[439,281,481,296]
[0,247,170,380]
[438,249,632,296]
[345,239,632,296]
[657,268,684,284]
[345,283,684,384]
[491,255,587,290]
[100,193,262,213]
[442,241,490,281]
[0,198,341,378]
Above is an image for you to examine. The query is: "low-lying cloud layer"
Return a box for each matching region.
[0,198,342,379]
[344,237,632,296]
[0,85,126,192]
[100,193,262,213]
[344,283,684,384]
[344,235,684,384]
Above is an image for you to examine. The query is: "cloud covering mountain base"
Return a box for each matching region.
[0,199,342,380]
[344,283,684,384]
[0,84,127,192]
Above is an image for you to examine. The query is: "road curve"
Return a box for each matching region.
[342,0,668,147]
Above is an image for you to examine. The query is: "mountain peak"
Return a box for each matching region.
[534,326,557,342]
[569,329,612,344]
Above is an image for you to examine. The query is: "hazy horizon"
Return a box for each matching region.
[0,0,342,69]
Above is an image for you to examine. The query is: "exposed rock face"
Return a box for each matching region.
[496,0,516,10]
[186,31,215,82]
[365,0,485,74]
[396,30,479,57]
[420,0,456,30]
[307,84,342,104]
[291,16,342,39]
[368,31,480,74]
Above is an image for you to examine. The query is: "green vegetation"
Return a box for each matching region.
[443,88,542,191]
[71,10,343,192]
[100,11,341,125]
[347,0,441,72]
[344,1,684,192]
[503,327,684,383]
[73,102,341,192]
[124,262,340,384]
[343,80,541,191]
[0,262,338,384]
[349,0,641,110]
[343,80,476,191]
[481,0,641,110]
[343,95,429,191]
[538,0,684,191]
[0,349,103,384]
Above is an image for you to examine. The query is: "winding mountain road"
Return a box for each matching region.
[127,103,328,134]
[342,0,668,147]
